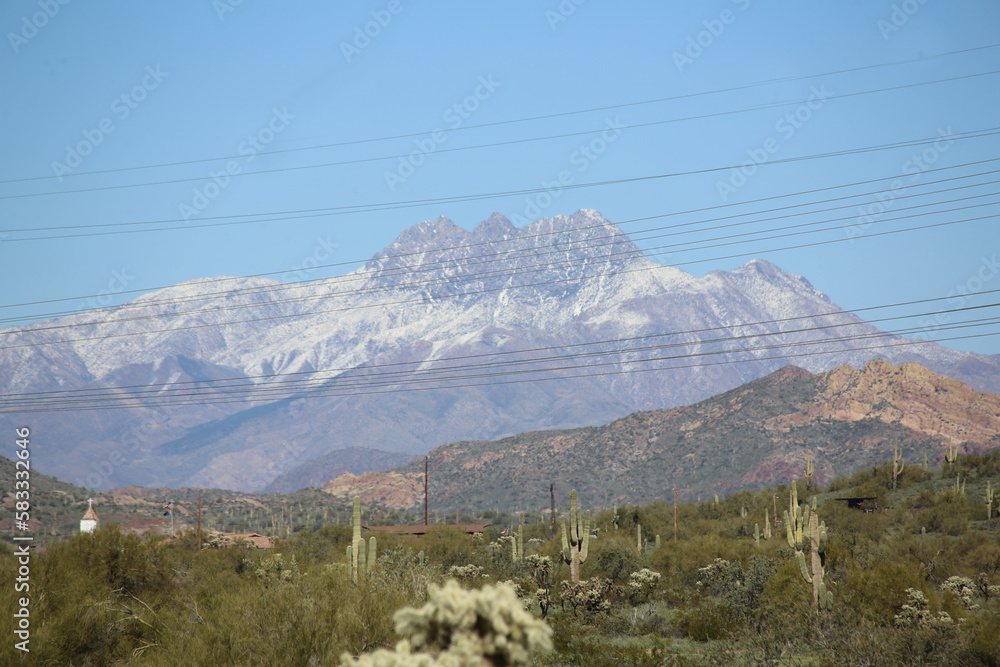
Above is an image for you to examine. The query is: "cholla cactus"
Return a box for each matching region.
[629,568,661,616]
[345,580,553,666]
[895,588,954,628]
[524,554,553,587]
[447,564,486,581]
[942,576,980,610]
[560,490,590,583]
[249,553,299,586]
[561,578,613,618]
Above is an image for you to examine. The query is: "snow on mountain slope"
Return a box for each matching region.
[1,209,996,490]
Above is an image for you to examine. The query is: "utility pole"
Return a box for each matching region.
[197,490,202,552]
[550,484,556,538]
[424,456,429,526]
[673,486,678,541]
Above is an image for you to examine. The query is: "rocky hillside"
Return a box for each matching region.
[322,360,1000,511]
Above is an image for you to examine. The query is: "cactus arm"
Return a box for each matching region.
[570,490,579,544]
[797,551,812,584]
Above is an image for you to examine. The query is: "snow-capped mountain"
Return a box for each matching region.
[2,210,997,491]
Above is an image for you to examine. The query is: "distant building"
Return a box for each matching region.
[80,498,99,533]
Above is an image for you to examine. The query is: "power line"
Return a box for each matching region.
[2,188,995,339]
[4,156,996,314]
[4,127,998,244]
[6,321,996,413]
[4,43,995,188]
[7,300,994,408]
[5,70,997,202]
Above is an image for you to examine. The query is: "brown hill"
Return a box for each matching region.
[321,360,1000,511]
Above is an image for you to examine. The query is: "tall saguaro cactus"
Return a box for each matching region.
[785,482,832,611]
[801,512,833,610]
[349,496,367,583]
[511,513,524,562]
[560,489,590,583]
[986,480,994,521]
[892,441,905,490]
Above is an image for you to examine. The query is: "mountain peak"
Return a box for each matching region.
[472,212,517,241]
[390,216,469,248]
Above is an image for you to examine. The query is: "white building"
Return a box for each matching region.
[80,498,99,534]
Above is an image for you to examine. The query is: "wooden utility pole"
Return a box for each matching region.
[424,456,429,526]
[197,490,202,552]
[673,486,678,541]
[550,484,556,537]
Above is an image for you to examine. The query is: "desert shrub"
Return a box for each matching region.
[913,489,974,536]
[418,526,476,568]
[589,532,645,583]
[672,597,736,642]
[841,558,929,624]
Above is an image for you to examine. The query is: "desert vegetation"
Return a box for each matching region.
[2,450,1000,665]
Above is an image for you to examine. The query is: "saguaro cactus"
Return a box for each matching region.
[986,480,994,521]
[800,512,833,610]
[560,489,590,583]
[349,496,367,582]
[518,513,524,561]
[784,481,809,551]
[892,441,905,490]
[636,524,642,554]
[805,453,814,489]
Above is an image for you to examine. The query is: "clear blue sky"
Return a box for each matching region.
[1,1,998,352]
